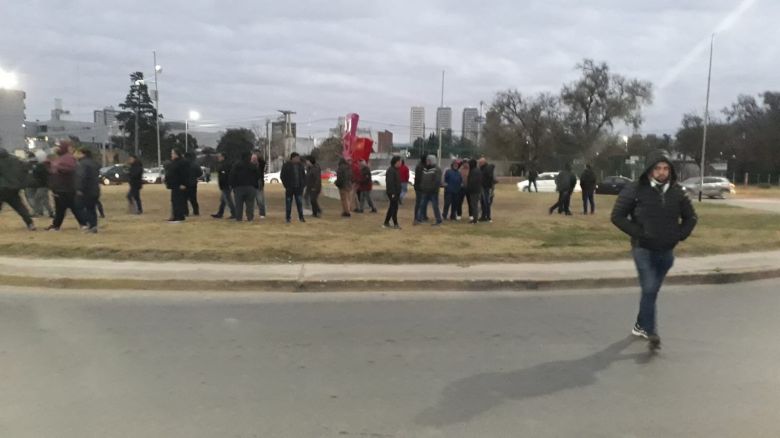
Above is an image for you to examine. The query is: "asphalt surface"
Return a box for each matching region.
[710,197,780,214]
[1,281,779,438]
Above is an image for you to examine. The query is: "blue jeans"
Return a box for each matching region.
[632,247,675,335]
[400,183,408,204]
[285,189,304,222]
[442,191,458,219]
[216,188,236,217]
[418,193,442,224]
[480,187,493,220]
[582,189,595,214]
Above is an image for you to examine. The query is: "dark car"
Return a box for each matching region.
[596,175,632,195]
[99,165,129,185]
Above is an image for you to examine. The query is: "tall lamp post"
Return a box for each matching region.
[153,52,162,167]
[185,110,200,153]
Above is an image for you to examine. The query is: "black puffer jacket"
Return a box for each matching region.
[385,165,401,197]
[230,159,260,189]
[580,168,597,192]
[128,161,144,190]
[611,149,698,251]
[217,160,232,191]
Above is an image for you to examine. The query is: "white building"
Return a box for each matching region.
[0,89,26,150]
[25,100,110,146]
[410,106,425,143]
[436,107,452,134]
[462,107,479,143]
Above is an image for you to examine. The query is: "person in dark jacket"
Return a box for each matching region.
[335,158,352,217]
[281,152,306,223]
[212,152,236,219]
[579,164,597,215]
[549,163,577,216]
[383,156,402,229]
[25,151,53,218]
[230,151,259,222]
[252,151,267,218]
[412,159,427,223]
[305,156,322,218]
[611,149,697,348]
[183,152,201,216]
[456,159,469,219]
[166,148,190,223]
[478,157,496,222]
[466,158,483,224]
[47,141,80,230]
[357,160,377,213]
[415,155,443,226]
[0,148,36,230]
[527,160,539,193]
[442,160,463,221]
[126,154,144,215]
[73,147,101,233]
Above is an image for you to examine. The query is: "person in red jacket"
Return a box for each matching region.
[46,141,80,231]
[399,159,410,205]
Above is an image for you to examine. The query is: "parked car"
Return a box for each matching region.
[265,171,281,184]
[99,165,129,185]
[680,176,736,199]
[596,175,633,195]
[517,172,581,193]
[335,169,415,187]
[321,169,336,181]
[143,166,165,184]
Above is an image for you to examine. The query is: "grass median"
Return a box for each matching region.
[1,183,779,264]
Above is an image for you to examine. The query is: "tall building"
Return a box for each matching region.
[436,107,452,135]
[0,89,26,150]
[409,106,425,143]
[462,107,479,144]
[94,106,118,127]
[377,130,393,154]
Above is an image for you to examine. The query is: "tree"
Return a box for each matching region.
[316,136,343,163]
[490,90,561,162]
[561,59,653,154]
[723,92,780,175]
[160,132,199,162]
[116,72,162,159]
[481,109,516,160]
[674,113,733,166]
[216,128,256,163]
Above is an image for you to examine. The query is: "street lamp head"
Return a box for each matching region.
[134,79,145,86]
[0,68,19,89]
[188,110,200,121]
[155,65,163,73]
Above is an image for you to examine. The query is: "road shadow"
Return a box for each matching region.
[415,336,648,427]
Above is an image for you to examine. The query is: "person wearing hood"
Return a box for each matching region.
[442,159,463,221]
[611,149,697,349]
[305,155,322,218]
[549,163,576,216]
[281,152,306,223]
[25,151,53,218]
[212,152,236,219]
[466,158,483,224]
[74,147,101,233]
[127,154,144,215]
[0,148,36,230]
[184,152,201,216]
[579,164,597,215]
[166,147,190,223]
[335,158,353,217]
[47,141,80,231]
[383,156,402,229]
[415,155,443,226]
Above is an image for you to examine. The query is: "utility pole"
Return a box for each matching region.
[699,34,715,203]
[265,118,271,171]
[278,110,296,159]
[153,51,162,167]
[438,69,445,164]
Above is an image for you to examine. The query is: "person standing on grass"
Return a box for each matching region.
[47,141,79,231]
[212,152,236,219]
[26,151,53,218]
[457,158,470,220]
[399,159,410,205]
[184,152,201,216]
[281,152,306,223]
[127,154,144,215]
[549,163,576,216]
[74,147,100,233]
[611,149,698,349]
[335,158,352,217]
[166,147,189,223]
[466,158,482,224]
[350,159,363,213]
[416,155,443,226]
[580,164,597,215]
[442,159,462,221]
[478,157,496,222]
[252,151,267,219]
[413,158,427,223]
[357,159,378,213]
[527,163,539,193]
[305,156,323,218]
[383,156,402,229]
[0,147,36,231]
[230,151,259,222]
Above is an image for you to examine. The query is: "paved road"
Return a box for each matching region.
[1,281,779,437]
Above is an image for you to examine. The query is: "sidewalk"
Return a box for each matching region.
[1,250,779,292]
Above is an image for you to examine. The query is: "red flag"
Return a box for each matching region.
[342,113,359,160]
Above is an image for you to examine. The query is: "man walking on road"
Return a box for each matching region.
[611,149,698,348]
[580,164,597,215]
[212,152,236,219]
[281,152,306,223]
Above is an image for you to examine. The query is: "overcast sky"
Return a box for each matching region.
[1,0,777,141]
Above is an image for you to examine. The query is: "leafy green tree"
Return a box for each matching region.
[316,136,343,163]
[116,72,162,159]
[216,128,256,163]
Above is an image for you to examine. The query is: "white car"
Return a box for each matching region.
[517,172,581,193]
[143,167,165,184]
[264,171,281,184]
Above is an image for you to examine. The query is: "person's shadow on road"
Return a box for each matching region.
[415,336,649,427]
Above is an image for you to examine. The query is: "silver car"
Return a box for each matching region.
[681,176,736,199]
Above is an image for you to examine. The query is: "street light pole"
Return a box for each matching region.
[699,34,715,203]
[185,119,189,153]
[437,69,444,164]
[153,51,162,167]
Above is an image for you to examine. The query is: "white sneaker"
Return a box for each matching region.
[260,216,266,219]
